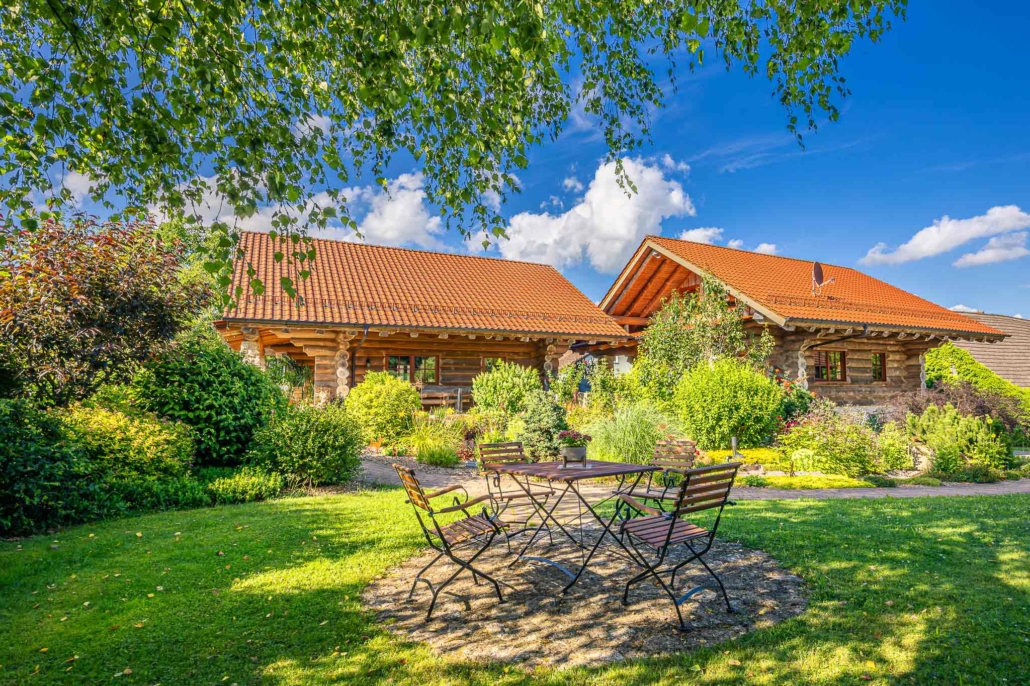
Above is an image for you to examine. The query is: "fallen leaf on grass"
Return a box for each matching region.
[727,659,741,666]
[135,532,142,538]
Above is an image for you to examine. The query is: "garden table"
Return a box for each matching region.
[486,460,660,593]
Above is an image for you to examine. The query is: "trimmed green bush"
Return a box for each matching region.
[0,399,97,535]
[471,361,543,415]
[673,359,784,450]
[249,402,363,486]
[586,403,682,465]
[203,467,285,504]
[59,404,195,480]
[344,371,422,446]
[133,327,285,465]
[515,389,568,459]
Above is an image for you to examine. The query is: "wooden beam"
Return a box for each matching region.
[611,315,650,326]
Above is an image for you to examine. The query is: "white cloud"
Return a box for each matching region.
[678,227,723,244]
[660,154,691,174]
[861,205,1030,266]
[953,231,1030,268]
[158,172,445,250]
[498,157,695,273]
[61,171,96,207]
[949,303,980,313]
[1014,314,1024,319]
[727,239,745,250]
[562,176,585,193]
[332,172,444,249]
[754,242,779,255]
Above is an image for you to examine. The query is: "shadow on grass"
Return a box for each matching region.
[2,490,1028,685]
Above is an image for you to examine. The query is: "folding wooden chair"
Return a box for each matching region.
[617,462,742,630]
[393,464,508,620]
[477,441,554,550]
[617,439,699,511]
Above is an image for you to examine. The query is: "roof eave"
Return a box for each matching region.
[782,317,1009,341]
[215,316,631,342]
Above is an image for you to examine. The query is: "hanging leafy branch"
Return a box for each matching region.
[0,0,905,300]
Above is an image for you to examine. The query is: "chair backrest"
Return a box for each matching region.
[652,439,697,476]
[392,463,432,512]
[478,441,528,469]
[672,462,741,518]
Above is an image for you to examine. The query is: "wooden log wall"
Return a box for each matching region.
[348,336,547,387]
[773,331,936,406]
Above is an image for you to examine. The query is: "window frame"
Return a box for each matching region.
[812,350,847,383]
[871,352,887,382]
[386,354,439,385]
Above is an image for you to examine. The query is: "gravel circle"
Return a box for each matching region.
[363,530,808,669]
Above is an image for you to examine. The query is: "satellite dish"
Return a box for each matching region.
[812,261,835,296]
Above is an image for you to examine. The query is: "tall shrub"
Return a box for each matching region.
[249,403,363,486]
[516,390,568,459]
[344,371,422,446]
[673,359,784,450]
[0,218,210,406]
[133,326,285,465]
[471,360,543,415]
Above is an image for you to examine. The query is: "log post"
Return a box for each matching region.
[240,327,266,371]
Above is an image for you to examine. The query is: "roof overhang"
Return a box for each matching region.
[213,318,632,343]
[600,238,788,326]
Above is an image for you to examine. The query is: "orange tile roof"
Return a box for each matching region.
[223,232,628,339]
[638,236,1005,338]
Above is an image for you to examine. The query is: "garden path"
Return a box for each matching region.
[359,454,1030,500]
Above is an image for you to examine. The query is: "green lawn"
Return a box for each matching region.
[2,491,1029,685]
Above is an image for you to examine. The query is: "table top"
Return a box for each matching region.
[487,459,659,482]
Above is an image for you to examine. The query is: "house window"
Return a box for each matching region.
[484,357,505,372]
[813,351,846,382]
[872,352,887,381]
[387,355,438,384]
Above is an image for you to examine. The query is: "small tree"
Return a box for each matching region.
[634,276,775,407]
[0,218,210,406]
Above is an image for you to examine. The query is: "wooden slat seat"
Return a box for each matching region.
[439,514,502,545]
[621,515,709,547]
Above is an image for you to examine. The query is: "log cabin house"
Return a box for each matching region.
[214,231,629,406]
[590,236,1008,405]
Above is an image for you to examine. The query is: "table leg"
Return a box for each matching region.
[560,471,649,593]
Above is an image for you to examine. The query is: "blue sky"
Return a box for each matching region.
[447,1,1028,316]
[70,2,1030,316]
[489,1,1030,315]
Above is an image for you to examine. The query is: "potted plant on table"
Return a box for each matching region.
[558,430,592,468]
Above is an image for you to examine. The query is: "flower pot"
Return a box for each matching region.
[560,446,587,463]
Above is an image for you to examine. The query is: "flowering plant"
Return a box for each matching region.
[557,430,592,448]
